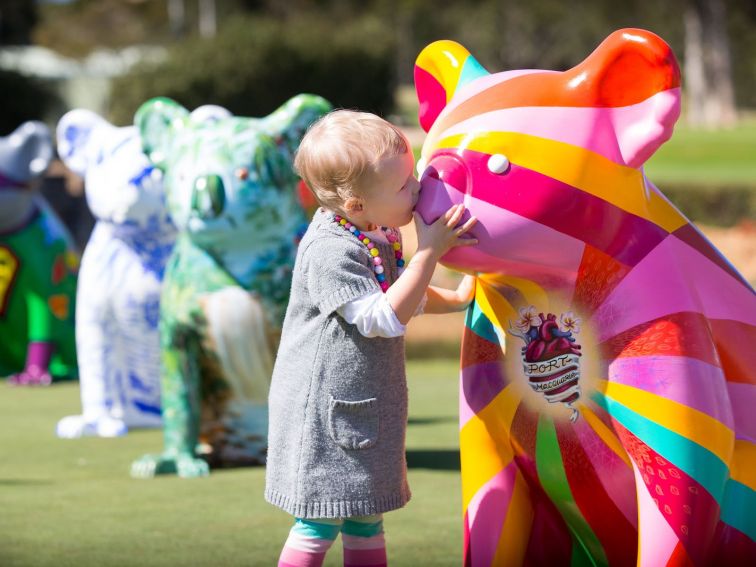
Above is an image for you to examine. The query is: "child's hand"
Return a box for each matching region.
[413,204,478,261]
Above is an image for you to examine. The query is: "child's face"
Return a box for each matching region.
[355,149,420,229]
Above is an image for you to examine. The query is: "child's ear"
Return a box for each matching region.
[344,196,364,213]
[2,121,54,182]
[134,97,190,170]
[414,40,489,132]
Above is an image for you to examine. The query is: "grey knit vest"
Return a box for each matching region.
[265,208,411,519]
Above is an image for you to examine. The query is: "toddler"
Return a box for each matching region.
[265,110,477,567]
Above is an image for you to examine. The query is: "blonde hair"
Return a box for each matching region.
[294,110,408,215]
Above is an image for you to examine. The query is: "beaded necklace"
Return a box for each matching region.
[333,215,404,292]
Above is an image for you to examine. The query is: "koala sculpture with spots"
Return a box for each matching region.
[130,95,331,478]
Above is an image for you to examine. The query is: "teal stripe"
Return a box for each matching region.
[465,300,500,346]
[458,55,489,90]
[721,479,756,541]
[535,415,606,566]
[591,392,729,504]
[342,518,384,538]
[292,518,342,540]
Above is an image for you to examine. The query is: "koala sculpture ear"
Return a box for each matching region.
[189,104,232,126]
[56,109,116,178]
[134,97,190,170]
[263,94,332,156]
[414,40,489,133]
[578,28,682,167]
[0,121,54,182]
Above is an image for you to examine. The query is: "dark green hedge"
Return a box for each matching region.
[109,15,396,125]
[660,184,756,227]
[0,69,60,134]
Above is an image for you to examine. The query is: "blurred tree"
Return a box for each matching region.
[109,15,396,124]
[33,0,172,57]
[0,69,60,133]
[685,0,737,127]
[0,0,37,44]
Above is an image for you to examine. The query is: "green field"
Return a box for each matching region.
[645,119,756,186]
[0,360,463,567]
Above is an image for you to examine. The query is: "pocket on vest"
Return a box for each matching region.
[327,396,379,450]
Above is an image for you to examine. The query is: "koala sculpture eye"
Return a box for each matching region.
[191,174,226,219]
[487,154,510,174]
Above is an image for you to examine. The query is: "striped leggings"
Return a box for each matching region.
[278,514,387,567]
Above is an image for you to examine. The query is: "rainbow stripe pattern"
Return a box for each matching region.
[414,29,755,566]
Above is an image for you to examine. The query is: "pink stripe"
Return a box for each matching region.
[418,147,667,268]
[433,69,545,129]
[341,533,385,551]
[459,361,507,428]
[285,533,334,553]
[672,221,752,289]
[608,356,734,428]
[633,462,679,567]
[343,547,387,566]
[417,177,584,287]
[592,235,756,341]
[441,89,680,168]
[573,419,637,529]
[728,382,756,442]
[279,546,326,567]
[466,460,518,567]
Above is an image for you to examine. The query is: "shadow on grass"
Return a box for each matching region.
[407,416,456,426]
[0,479,53,486]
[406,449,460,471]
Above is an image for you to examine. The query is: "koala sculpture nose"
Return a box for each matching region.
[191,173,226,219]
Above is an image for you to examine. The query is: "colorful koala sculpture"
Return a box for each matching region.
[54,109,179,437]
[131,95,331,478]
[414,30,755,566]
[0,121,78,385]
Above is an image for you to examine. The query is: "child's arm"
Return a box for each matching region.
[424,275,476,314]
[386,204,476,324]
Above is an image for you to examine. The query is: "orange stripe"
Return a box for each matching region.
[492,470,533,566]
[711,319,756,385]
[431,29,679,142]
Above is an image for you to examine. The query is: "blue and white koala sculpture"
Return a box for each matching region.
[54,110,185,437]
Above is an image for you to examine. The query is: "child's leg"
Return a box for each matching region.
[341,514,387,567]
[278,517,343,567]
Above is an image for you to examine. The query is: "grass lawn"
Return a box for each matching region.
[0,359,463,567]
[644,119,756,186]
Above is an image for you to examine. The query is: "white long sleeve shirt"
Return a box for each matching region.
[335,228,426,338]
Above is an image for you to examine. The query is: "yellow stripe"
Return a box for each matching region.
[730,440,756,490]
[478,272,550,311]
[416,40,470,103]
[475,278,517,335]
[598,380,735,465]
[436,131,687,233]
[578,401,632,468]
[492,470,533,566]
[460,384,523,510]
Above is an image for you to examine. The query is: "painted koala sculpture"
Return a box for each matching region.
[131,95,331,478]
[0,121,78,385]
[54,109,181,437]
[414,30,755,566]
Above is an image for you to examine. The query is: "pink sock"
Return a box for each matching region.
[277,529,336,567]
[342,533,387,567]
[278,545,326,567]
